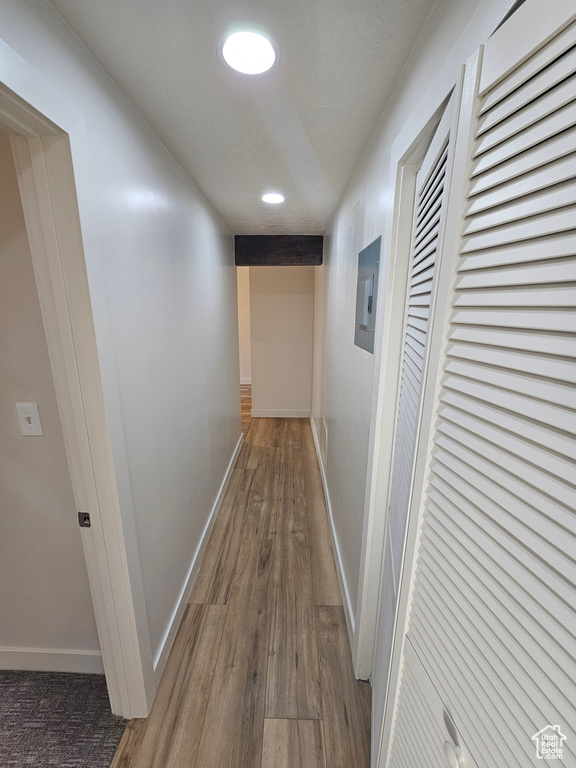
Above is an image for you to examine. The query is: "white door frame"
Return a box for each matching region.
[374,51,481,767]
[353,0,525,685]
[353,91,455,679]
[0,83,152,718]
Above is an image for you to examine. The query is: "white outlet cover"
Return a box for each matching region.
[16,402,43,436]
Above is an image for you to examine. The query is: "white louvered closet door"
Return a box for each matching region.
[388,3,576,768]
[371,95,455,745]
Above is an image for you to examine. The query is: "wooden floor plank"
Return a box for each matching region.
[111,604,226,768]
[308,501,342,606]
[241,385,251,434]
[194,539,273,768]
[304,467,323,499]
[262,719,326,768]
[112,416,370,768]
[301,419,321,468]
[278,419,305,470]
[266,533,321,719]
[235,433,261,471]
[190,468,253,604]
[275,496,307,538]
[110,719,148,768]
[304,470,342,606]
[316,606,371,768]
[242,494,278,539]
[249,417,278,448]
[265,419,292,449]
[250,447,283,499]
[237,387,256,467]
[277,459,307,499]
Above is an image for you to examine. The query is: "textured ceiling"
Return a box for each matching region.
[47,0,437,234]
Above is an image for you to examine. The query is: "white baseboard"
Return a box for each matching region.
[152,432,244,679]
[309,416,356,640]
[252,409,310,418]
[240,378,252,385]
[0,647,104,674]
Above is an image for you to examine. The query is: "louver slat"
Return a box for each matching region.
[471,125,576,189]
[468,151,576,212]
[473,75,576,156]
[439,388,576,460]
[403,18,576,768]
[460,207,576,251]
[437,401,576,482]
[456,258,576,288]
[480,20,576,112]
[463,180,576,233]
[446,340,576,383]
[477,46,576,135]
[453,284,576,308]
[458,232,576,270]
[474,101,576,177]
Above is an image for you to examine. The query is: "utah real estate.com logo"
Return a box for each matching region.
[532,725,567,760]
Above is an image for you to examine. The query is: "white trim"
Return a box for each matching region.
[353,163,417,678]
[354,98,451,680]
[371,84,459,734]
[310,417,355,640]
[252,409,310,418]
[2,87,152,718]
[0,648,104,675]
[376,51,482,768]
[240,378,252,385]
[0,86,60,138]
[152,432,244,677]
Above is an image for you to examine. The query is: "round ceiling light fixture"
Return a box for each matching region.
[262,192,285,204]
[222,30,276,75]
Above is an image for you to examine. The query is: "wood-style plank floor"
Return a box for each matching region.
[241,383,252,434]
[111,387,371,768]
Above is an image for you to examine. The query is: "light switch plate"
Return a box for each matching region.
[16,403,43,436]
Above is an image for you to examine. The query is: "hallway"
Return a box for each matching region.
[111,408,370,768]
[1,3,574,766]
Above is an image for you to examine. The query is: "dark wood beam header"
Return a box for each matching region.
[234,235,323,266]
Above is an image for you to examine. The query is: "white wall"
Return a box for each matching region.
[237,266,252,384]
[251,266,314,418]
[0,132,101,672]
[311,0,518,646]
[0,0,241,685]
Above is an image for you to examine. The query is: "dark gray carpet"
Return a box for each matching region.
[0,671,126,767]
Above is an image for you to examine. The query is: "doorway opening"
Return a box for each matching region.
[236,265,252,434]
[0,83,151,721]
[0,119,129,767]
[0,128,102,676]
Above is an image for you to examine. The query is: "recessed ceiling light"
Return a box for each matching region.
[222,31,276,75]
[262,192,285,204]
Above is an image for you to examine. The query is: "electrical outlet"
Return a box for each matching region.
[16,403,43,436]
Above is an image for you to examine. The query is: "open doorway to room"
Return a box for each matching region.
[0,81,152,754]
[0,127,127,765]
[0,128,103,676]
[236,264,316,435]
[237,265,315,422]
[236,266,252,434]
